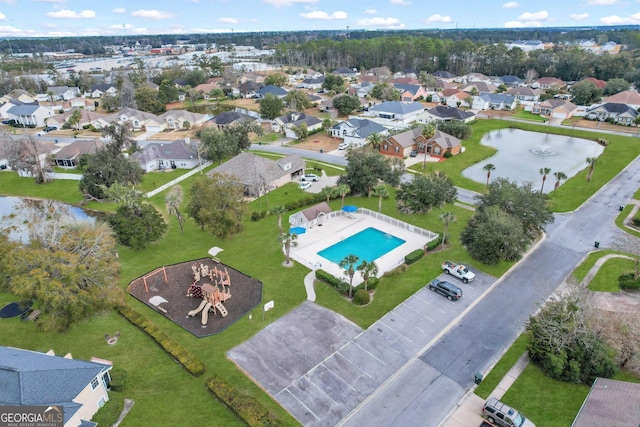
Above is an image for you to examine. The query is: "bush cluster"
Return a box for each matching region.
[405,249,425,265]
[250,210,268,221]
[618,273,640,290]
[108,367,128,392]
[425,236,443,251]
[353,289,370,305]
[315,269,350,294]
[118,306,206,377]
[206,375,283,427]
[632,216,640,227]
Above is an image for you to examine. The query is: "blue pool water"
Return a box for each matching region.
[318,227,406,264]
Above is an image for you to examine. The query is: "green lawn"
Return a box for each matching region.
[588,257,635,292]
[475,333,530,399]
[572,249,623,284]
[615,204,640,239]
[512,109,546,123]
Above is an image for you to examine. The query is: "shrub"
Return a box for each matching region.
[206,375,283,427]
[118,306,205,377]
[619,273,640,290]
[108,368,128,392]
[405,249,424,265]
[250,211,262,221]
[353,289,370,305]
[260,210,267,218]
[315,269,350,294]
[425,236,443,251]
[82,124,91,130]
[632,217,640,227]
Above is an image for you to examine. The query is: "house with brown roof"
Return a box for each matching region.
[580,77,607,90]
[54,139,104,168]
[379,126,426,158]
[572,378,640,427]
[506,86,542,102]
[433,89,471,107]
[532,77,566,90]
[288,202,332,228]
[532,99,578,120]
[460,81,498,94]
[425,130,462,158]
[603,90,640,110]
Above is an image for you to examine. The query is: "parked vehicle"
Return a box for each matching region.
[482,398,536,427]
[410,150,418,157]
[338,142,350,150]
[442,261,476,283]
[43,126,57,132]
[299,181,312,190]
[300,173,319,182]
[428,279,463,301]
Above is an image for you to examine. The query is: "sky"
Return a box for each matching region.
[0,0,638,38]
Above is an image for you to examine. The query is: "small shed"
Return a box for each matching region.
[289,202,333,228]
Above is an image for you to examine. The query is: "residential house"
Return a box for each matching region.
[0,98,24,119]
[132,139,200,172]
[0,138,56,173]
[506,86,542,102]
[238,80,262,98]
[471,93,517,111]
[572,378,640,427]
[532,99,577,120]
[332,67,358,79]
[460,81,498,94]
[350,81,376,98]
[47,86,80,101]
[580,77,607,90]
[298,76,325,90]
[0,346,112,427]
[46,109,107,130]
[505,40,546,52]
[293,69,322,80]
[89,83,117,99]
[603,90,640,110]
[419,105,476,123]
[6,102,54,127]
[289,202,333,228]
[432,71,457,82]
[532,77,566,91]
[255,84,288,99]
[193,82,221,99]
[433,79,457,92]
[272,112,322,138]
[206,110,257,130]
[438,89,472,108]
[210,152,305,197]
[239,72,265,84]
[364,66,391,80]
[54,139,104,168]
[455,73,491,84]
[63,98,96,111]
[157,110,207,130]
[331,118,388,148]
[1,90,36,104]
[104,107,165,132]
[425,129,463,158]
[318,98,337,114]
[393,84,428,102]
[585,103,639,125]
[367,101,425,123]
[391,77,420,85]
[379,126,426,158]
[493,75,524,88]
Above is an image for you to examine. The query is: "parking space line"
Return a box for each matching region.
[415,294,447,313]
[320,363,357,392]
[278,388,321,421]
[353,341,387,366]
[379,319,414,342]
[335,351,372,378]
[390,310,426,332]
[400,302,436,323]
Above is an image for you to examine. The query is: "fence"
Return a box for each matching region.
[356,207,439,240]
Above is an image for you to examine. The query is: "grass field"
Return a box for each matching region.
[588,257,635,292]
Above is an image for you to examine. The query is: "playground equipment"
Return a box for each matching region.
[187,283,229,326]
[142,266,168,293]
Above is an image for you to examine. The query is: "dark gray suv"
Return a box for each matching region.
[428,279,463,301]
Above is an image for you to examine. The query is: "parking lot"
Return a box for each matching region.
[228,268,496,427]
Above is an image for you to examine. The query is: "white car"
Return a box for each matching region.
[299,181,312,190]
[301,173,319,182]
[338,142,350,150]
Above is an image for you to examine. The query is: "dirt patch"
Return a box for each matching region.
[289,132,342,152]
[127,258,262,337]
[223,98,261,112]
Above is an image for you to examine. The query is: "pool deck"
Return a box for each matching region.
[290,211,435,286]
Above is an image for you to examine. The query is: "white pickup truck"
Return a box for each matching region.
[441,261,475,283]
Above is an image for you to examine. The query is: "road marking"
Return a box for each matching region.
[387,310,426,332]
[352,340,387,366]
[335,351,372,378]
[281,387,321,421]
[379,319,414,342]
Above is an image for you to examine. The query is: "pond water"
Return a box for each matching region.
[462,129,605,193]
[185,103,236,115]
[0,196,95,242]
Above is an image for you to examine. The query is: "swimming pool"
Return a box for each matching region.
[318,227,406,264]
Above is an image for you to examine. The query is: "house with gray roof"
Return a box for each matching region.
[209,152,305,197]
[272,112,322,138]
[420,105,476,123]
[393,84,429,102]
[89,83,117,99]
[206,110,257,130]
[332,67,358,79]
[471,93,517,111]
[255,84,288,99]
[331,118,389,148]
[131,139,200,172]
[298,76,325,90]
[0,345,112,427]
[54,139,104,168]
[572,378,640,427]
[157,109,207,130]
[47,85,80,101]
[6,101,54,127]
[585,102,639,125]
[493,75,524,88]
[367,101,425,123]
[505,86,542,102]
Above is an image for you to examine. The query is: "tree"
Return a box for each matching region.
[396,172,457,213]
[591,310,640,374]
[100,93,120,112]
[372,184,389,212]
[321,186,336,203]
[102,123,136,154]
[107,202,167,250]
[539,167,551,193]
[6,134,52,184]
[264,73,288,87]
[1,215,123,332]
[187,173,247,238]
[322,74,345,93]
[586,156,598,182]
[570,80,603,106]
[437,121,472,140]
[418,72,437,90]
[198,122,261,164]
[285,89,312,111]
[370,83,400,101]
[79,146,142,200]
[165,185,185,233]
[293,122,308,140]
[332,94,361,116]
[271,205,287,233]
[366,132,383,151]
[338,148,404,196]
[357,260,378,291]
[604,78,630,96]
[67,109,82,131]
[158,79,179,104]
[483,163,495,186]
[553,171,567,190]
[134,86,166,114]
[336,184,351,207]
[339,254,360,298]
[279,231,298,266]
[260,93,285,120]
[439,211,456,248]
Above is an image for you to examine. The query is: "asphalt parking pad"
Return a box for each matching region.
[228,301,363,396]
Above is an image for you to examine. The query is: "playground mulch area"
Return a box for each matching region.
[127,258,262,337]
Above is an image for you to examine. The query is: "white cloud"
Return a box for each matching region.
[218,17,239,24]
[46,9,96,19]
[113,8,126,14]
[504,20,544,27]
[425,14,452,24]
[108,23,134,30]
[570,13,589,21]
[356,16,404,28]
[0,0,15,4]
[588,0,618,4]
[502,1,520,8]
[263,0,317,7]
[390,0,411,4]
[600,13,640,24]
[131,9,174,20]
[300,10,347,20]
[0,12,5,20]
[365,9,377,15]
[518,10,548,21]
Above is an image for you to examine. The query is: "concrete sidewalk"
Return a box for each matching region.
[441,352,529,427]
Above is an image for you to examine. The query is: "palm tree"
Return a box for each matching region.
[271,205,287,233]
[336,184,350,207]
[279,232,298,266]
[586,157,598,182]
[539,167,551,193]
[366,133,383,152]
[372,183,389,213]
[339,254,360,298]
[357,260,378,291]
[483,163,496,186]
[321,186,335,203]
[439,211,456,248]
[553,171,567,190]
[165,186,185,233]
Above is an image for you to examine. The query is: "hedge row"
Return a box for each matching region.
[405,249,424,265]
[118,306,206,377]
[619,273,640,290]
[315,269,380,295]
[108,367,128,392]
[206,375,283,427]
[425,236,443,251]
